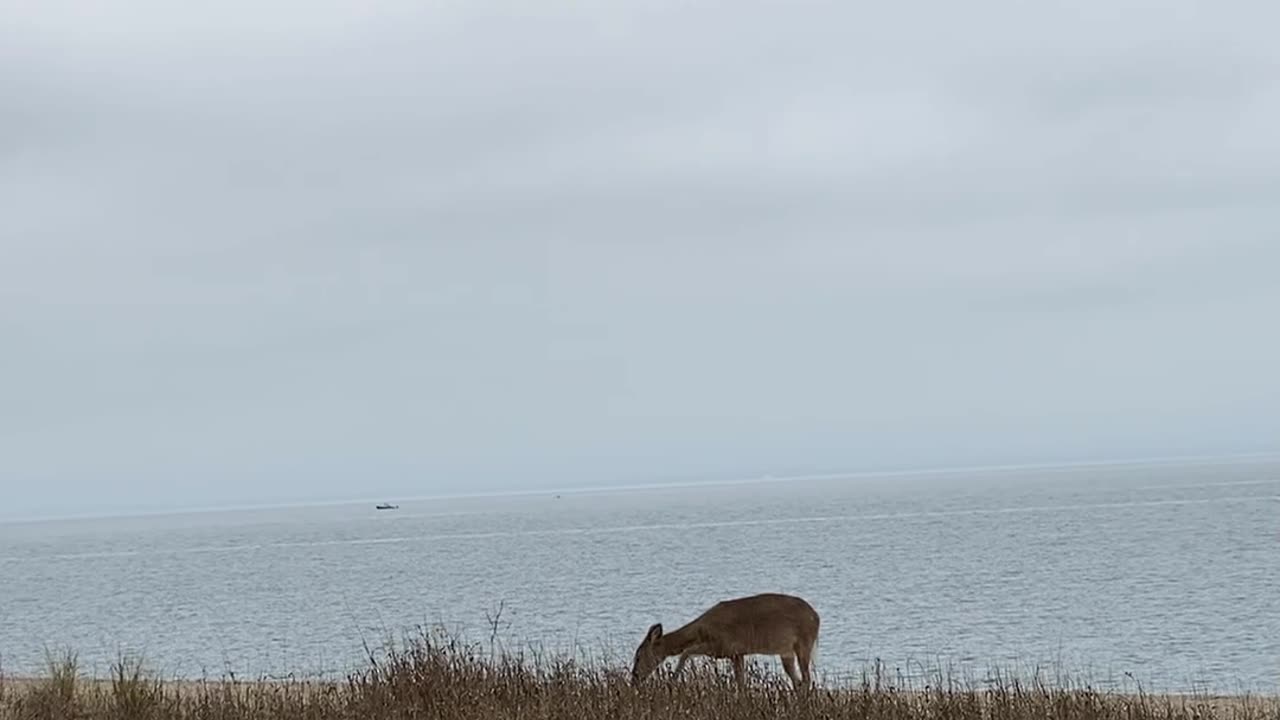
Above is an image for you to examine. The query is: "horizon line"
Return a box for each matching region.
[3,449,1278,526]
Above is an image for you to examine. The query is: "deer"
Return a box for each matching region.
[630,592,820,689]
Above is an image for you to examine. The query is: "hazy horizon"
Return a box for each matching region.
[4,0,1279,520]
[4,450,1279,524]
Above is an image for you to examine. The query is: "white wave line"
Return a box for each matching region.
[1133,478,1280,491]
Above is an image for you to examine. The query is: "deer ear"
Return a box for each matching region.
[645,623,663,642]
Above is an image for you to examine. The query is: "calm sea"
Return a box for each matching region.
[2,459,1278,693]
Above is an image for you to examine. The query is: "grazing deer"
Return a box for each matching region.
[630,592,820,689]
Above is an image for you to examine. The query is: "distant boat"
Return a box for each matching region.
[375,503,399,510]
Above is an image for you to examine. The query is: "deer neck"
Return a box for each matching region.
[660,622,703,658]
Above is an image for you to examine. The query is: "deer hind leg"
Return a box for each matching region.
[780,654,802,688]
[795,641,814,689]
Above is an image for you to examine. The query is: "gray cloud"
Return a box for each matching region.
[3,0,1279,518]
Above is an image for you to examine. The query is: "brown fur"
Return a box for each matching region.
[631,592,820,689]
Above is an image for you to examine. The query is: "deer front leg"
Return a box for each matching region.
[673,643,707,677]
[731,655,745,688]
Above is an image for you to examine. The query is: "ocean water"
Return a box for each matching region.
[1,458,1278,693]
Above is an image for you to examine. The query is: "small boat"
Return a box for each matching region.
[375,503,399,510]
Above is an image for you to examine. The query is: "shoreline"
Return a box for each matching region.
[4,674,1277,702]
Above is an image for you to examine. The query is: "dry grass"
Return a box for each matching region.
[2,635,1277,720]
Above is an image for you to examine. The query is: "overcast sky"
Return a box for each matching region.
[2,0,1278,519]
